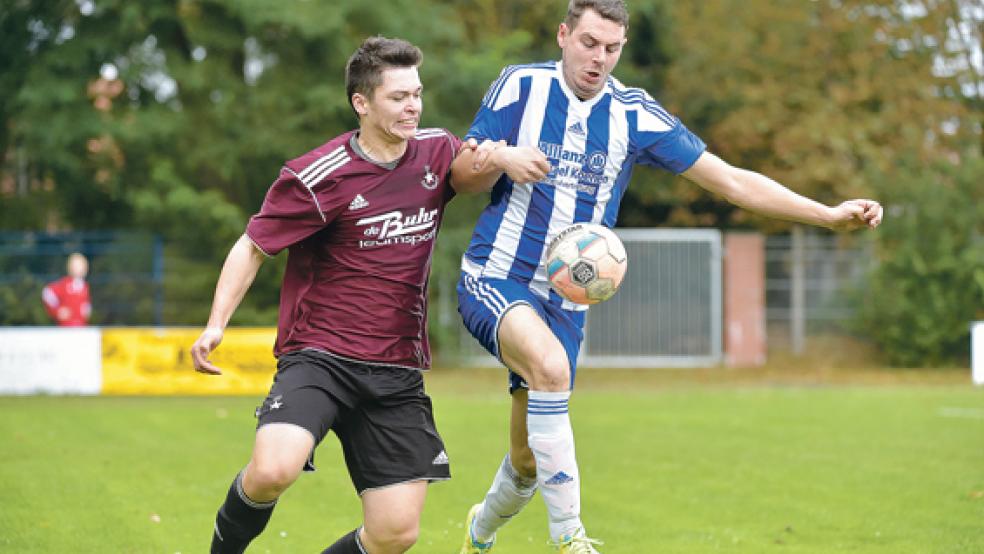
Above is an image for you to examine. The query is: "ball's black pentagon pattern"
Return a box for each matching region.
[570,260,597,286]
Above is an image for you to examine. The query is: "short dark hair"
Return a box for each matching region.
[345,36,422,113]
[565,0,629,30]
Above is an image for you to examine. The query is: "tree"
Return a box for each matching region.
[629,0,980,230]
[858,156,984,366]
[1,0,479,324]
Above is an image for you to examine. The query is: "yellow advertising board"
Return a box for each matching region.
[101,328,278,395]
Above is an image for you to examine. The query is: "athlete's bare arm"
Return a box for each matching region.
[191,234,266,375]
[683,151,883,231]
[452,142,552,193]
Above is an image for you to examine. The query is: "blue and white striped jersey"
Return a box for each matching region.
[462,60,707,311]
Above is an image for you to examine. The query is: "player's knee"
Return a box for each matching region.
[390,526,420,552]
[245,460,300,497]
[365,521,419,553]
[526,349,570,391]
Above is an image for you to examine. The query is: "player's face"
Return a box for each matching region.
[359,66,423,142]
[67,254,88,279]
[558,9,627,100]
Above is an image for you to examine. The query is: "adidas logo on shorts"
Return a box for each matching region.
[432,450,449,465]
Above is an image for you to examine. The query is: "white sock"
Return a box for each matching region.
[527,390,582,541]
[471,454,538,542]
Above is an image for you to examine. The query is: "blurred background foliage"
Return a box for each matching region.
[0,0,981,365]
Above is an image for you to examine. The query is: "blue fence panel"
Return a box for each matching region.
[0,231,164,325]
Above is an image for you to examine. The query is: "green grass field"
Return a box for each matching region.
[1,367,982,553]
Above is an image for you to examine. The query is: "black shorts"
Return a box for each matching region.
[254,349,450,494]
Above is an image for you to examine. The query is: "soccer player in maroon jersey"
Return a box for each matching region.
[190,36,547,554]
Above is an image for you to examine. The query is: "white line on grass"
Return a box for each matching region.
[938,407,984,420]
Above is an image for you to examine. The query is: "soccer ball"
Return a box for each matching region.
[545,223,627,305]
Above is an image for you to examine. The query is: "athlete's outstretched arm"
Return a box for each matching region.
[682,151,883,231]
[190,234,266,375]
[452,143,552,193]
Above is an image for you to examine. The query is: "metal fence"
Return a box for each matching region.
[0,231,164,325]
[765,227,874,353]
[453,229,723,368]
[582,229,722,367]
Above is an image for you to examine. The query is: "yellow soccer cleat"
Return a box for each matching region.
[459,503,495,553]
[553,530,603,553]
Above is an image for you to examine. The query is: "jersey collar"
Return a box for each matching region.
[348,131,412,171]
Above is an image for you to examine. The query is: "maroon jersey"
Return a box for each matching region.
[246,128,462,369]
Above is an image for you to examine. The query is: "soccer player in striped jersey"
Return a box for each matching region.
[189,36,538,554]
[455,1,884,552]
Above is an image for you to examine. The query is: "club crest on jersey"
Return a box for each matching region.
[421,165,439,190]
[587,151,607,172]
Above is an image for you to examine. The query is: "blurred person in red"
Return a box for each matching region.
[41,252,91,326]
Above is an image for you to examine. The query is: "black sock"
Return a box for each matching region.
[210,472,277,554]
[321,528,365,554]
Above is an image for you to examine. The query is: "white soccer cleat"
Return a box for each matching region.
[459,503,495,554]
[553,529,603,553]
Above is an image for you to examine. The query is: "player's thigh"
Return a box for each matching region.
[361,480,428,539]
[335,368,450,494]
[249,355,347,487]
[498,304,570,388]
